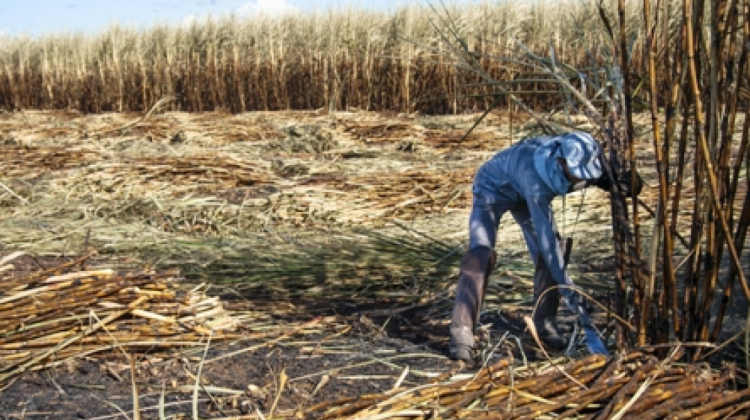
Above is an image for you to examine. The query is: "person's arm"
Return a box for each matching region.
[527,194,574,289]
[530,188,610,355]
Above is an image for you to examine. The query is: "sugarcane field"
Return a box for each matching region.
[0,1,749,419]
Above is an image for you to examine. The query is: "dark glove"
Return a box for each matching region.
[617,169,643,198]
[591,169,643,198]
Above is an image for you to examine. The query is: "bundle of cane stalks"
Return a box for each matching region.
[303,348,750,420]
[0,251,239,386]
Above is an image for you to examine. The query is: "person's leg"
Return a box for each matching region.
[511,207,567,351]
[449,202,502,362]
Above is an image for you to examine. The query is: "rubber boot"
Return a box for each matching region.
[449,246,497,362]
[531,238,571,352]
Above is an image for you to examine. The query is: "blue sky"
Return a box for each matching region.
[0,0,413,37]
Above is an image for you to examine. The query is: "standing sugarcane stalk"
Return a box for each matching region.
[708,0,750,343]
[712,114,750,342]
[642,0,678,349]
[682,0,750,352]
[618,0,642,307]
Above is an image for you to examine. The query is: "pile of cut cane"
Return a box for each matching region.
[302,347,750,420]
[0,251,238,386]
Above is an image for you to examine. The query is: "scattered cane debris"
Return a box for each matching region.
[296,348,750,420]
[0,252,240,386]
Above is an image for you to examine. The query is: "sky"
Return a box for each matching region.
[0,0,413,37]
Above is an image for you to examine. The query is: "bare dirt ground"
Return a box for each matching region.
[0,109,746,419]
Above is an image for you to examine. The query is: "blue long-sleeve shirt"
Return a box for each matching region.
[472,136,574,287]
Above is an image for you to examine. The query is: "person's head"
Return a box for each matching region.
[533,131,604,195]
[556,132,602,190]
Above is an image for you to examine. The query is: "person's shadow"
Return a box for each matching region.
[176,226,468,355]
